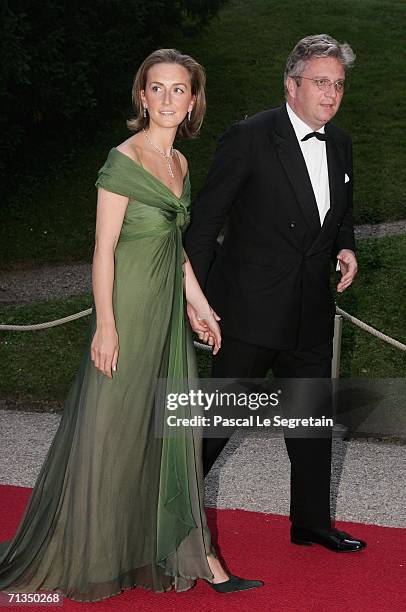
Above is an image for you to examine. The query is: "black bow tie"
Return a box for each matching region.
[301,131,327,142]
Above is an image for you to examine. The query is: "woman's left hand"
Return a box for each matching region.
[187,303,221,354]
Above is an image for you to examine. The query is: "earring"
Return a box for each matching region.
[143,106,147,118]
[188,109,192,122]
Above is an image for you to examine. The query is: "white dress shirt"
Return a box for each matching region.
[286,102,330,225]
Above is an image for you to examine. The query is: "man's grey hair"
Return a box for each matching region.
[284,34,356,95]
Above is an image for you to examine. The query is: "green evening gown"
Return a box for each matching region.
[0,148,215,602]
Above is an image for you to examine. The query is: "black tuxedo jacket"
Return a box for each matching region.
[184,105,356,350]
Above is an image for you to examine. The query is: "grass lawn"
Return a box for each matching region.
[336,235,406,378]
[1,236,404,410]
[0,0,405,268]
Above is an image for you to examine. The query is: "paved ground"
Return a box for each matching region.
[0,263,92,305]
[1,409,404,529]
[354,219,406,239]
[0,220,405,305]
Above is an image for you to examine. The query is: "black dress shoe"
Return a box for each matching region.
[291,526,367,552]
[209,574,264,593]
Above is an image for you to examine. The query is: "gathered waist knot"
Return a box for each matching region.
[160,205,190,229]
[118,205,190,243]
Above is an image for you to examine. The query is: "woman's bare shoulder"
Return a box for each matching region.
[115,134,143,162]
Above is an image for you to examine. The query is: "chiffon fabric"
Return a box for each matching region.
[0,148,215,602]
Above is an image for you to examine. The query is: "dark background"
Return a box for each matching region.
[0,0,224,186]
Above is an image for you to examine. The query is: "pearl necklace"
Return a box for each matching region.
[142,129,175,178]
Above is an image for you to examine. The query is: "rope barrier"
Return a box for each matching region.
[0,306,404,352]
[0,307,215,352]
[0,309,93,331]
[335,307,406,352]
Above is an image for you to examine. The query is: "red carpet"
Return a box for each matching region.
[0,485,404,611]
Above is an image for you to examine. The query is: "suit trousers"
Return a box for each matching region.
[207,334,333,530]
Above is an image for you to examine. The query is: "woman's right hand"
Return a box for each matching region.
[91,324,119,379]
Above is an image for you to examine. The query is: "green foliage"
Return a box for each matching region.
[1,0,405,268]
[0,0,224,177]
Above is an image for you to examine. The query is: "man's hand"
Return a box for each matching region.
[336,249,358,293]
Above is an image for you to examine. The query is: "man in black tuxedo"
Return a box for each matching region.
[185,34,366,552]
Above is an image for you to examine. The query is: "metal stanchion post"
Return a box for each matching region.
[332,314,343,379]
[332,314,346,438]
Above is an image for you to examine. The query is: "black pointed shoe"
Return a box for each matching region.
[210,574,264,593]
[291,526,367,552]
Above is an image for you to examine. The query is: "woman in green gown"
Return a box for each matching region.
[0,49,263,602]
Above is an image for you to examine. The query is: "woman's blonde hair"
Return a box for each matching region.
[127,48,206,138]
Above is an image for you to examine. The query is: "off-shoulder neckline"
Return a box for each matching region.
[112,147,189,201]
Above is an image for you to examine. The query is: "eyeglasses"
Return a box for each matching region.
[293,76,346,93]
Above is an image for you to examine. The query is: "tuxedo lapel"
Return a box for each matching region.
[272,107,321,239]
[307,126,347,253]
